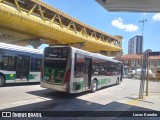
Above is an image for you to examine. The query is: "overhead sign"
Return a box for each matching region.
[149,52,160,56]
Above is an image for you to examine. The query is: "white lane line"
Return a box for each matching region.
[11,97,52,105]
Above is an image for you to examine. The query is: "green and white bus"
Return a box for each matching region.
[0,42,43,86]
[41,46,123,93]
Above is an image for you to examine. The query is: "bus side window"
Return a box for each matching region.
[2,56,16,70]
[0,56,3,69]
[8,56,16,70]
[31,58,42,71]
[2,56,8,69]
[74,53,85,77]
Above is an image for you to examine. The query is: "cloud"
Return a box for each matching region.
[152,13,160,21]
[111,17,139,32]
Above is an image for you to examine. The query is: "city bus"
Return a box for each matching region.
[41,46,123,93]
[0,42,43,87]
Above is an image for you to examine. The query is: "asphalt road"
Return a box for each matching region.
[0,79,142,111]
[0,79,160,120]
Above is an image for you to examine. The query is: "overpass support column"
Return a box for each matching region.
[29,39,43,49]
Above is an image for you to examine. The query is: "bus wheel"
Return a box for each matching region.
[91,80,97,93]
[0,75,5,87]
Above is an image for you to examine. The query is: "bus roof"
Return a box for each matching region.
[73,47,122,63]
[93,53,122,63]
[48,46,121,63]
[0,42,43,55]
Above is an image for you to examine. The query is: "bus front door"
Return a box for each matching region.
[83,58,92,90]
[16,56,30,80]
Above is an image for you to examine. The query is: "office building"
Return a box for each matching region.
[128,35,143,54]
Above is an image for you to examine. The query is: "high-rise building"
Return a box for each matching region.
[128,35,143,54]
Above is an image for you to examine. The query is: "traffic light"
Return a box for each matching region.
[149,52,160,56]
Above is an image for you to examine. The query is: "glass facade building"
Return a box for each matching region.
[128,35,143,54]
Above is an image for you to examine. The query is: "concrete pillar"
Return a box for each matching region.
[29,39,43,49]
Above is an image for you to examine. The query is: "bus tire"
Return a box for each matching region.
[91,80,97,93]
[0,75,5,87]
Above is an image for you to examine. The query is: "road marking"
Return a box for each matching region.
[11,99,33,104]
[0,97,53,110]
[11,97,52,105]
[127,98,140,106]
[126,95,149,106]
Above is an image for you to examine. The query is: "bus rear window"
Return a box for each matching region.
[44,47,69,68]
[44,47,69,58]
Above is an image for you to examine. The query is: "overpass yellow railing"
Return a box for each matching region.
[0,0,122,52]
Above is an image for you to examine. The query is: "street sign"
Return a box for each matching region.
[148,52,160,56]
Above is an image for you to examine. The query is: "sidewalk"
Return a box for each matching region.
[74,92,160,120]
[117,92,160,111]
[97,80,160,111]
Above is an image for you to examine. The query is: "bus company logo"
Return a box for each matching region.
[2,112,11,117]
[10,74,14,77]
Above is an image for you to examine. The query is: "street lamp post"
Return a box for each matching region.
[139,19,148,99]
[139,19,147,52]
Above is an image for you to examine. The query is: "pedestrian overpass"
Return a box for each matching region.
[0,0,122,56]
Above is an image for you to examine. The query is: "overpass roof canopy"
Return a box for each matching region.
[96,0,160,12]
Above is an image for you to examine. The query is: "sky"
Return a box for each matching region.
[37,0,160,54]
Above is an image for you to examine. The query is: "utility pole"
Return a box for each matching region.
[139,19,147,99]
[146,58,149,96]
